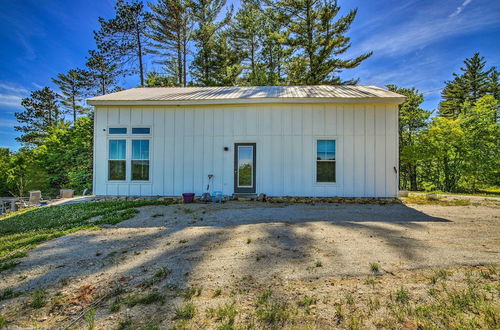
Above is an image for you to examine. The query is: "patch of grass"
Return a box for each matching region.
[0,315,6,328]
[0,261,19,273]
[246,238,252,244]
[182,286,202,300]
[125,291,165,306]
[85,308,95,330]
[402,195,471,206]
[256,300,289,327]
[394,287,410,304]
[0,200,174,268]
[314,261,323,267]
[181,207,194,214]
[213,289,222,297]
[257,289,273,305]
[364,276,378,288]
[151,213,164,218]
[116,318,133,330]
[174,302,195,320]
[297,296,317,314]
[209,302,237,327]
[30,288,47,309]
[345,293,355,305]
[142,266,171,287]
[370,262,380,273]
[0,288,22,301]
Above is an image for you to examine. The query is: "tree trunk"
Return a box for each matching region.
[177,37,183,86]
[137,26,144,87]
[183,39,187,87]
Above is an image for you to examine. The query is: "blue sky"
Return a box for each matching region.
[1,0,499,150]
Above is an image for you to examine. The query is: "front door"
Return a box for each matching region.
[234,143,256,193]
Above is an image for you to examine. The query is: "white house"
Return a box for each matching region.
[88,86,405,198]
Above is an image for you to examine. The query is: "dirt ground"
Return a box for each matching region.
[1,198,499,328]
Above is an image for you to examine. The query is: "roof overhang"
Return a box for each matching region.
[87,97,406,106]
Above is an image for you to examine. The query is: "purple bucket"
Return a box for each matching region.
[182,193,195,203]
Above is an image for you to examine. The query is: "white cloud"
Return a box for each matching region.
[0,83,28,94]
[449,0,473,17]
[353,1,498,58]
[0,94,22,107]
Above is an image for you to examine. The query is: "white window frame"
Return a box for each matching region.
[105,126,152,184]
[107,139,127,181]
[131,139,151,182]
[313,137,338,186]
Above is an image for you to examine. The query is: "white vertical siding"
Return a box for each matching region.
[93,102,399,197]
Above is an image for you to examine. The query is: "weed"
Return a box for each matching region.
[151,213,164,218]
[142,267,171,287]
[182,286,202,300]
[0,261,19,273]
[174,303,195,320]
[213,289,222,297]
[85,308,95,330]
[246,238,252,244]
[210,302,237,326]
[365,276,378,288]
[0,288,21,301]
[297,296,317,314]
[0,315,6,328]
[368,297,380,311]
[335,304,344,323]
[30,289,47,309]
[347,313,364,330]
[109,297,121,312]
[257,289,273,305]
[256,300,289,326]
[394,287,410,304]
[345,293,355,305]
[125,291,164,306]
[315,261,323,267]
[370,262,380,273]
[116,318,133,330]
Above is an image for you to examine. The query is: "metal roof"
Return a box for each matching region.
[87,85,405,105]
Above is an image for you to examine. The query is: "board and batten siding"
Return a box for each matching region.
[93,103,399,197]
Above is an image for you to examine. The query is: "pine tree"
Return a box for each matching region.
[439,53,495,118]
[210,31,245,85]
[15,87,61,146]
[85,50,121,96]
[387,84,430,191]
[189,0,232,86]
[147,0,191,86]
[269,0,372,85]
[51,69,88,122]
[94,0,150,86]
[229,1,264,84]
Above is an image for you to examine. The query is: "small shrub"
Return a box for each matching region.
[257,290,273,305]
[0,288,21,301]
[370,262,380,273]
[30,289,47,309]
[85,308,95,330]
[182,286,202,300]
[174,303,195,320]
[394,287,410,304]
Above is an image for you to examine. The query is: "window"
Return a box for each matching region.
[132,140,150,181]
[316,140,336,183]
[109,140,126,180]
[109,127,127,134]
[132,127,151,134]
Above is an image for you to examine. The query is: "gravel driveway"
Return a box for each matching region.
[2,199,498,295]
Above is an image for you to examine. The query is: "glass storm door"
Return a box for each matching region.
[234,143,256,193]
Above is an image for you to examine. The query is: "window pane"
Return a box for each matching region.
[132,160,149,180]
[109,140,126,159]
[109,127,127,134]
[109,160,126,180]
[132,127,150,134]
[238,146,253,187]
[132,140,149,160]
[317,161,336,182]
[317,140,335,160]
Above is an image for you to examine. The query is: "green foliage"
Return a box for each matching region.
[0,200,171,269]
[271,0,371,85]
[85,49,121,96]
[94,0,150,86]
[51,69,90,122]
[15,87,61,146]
